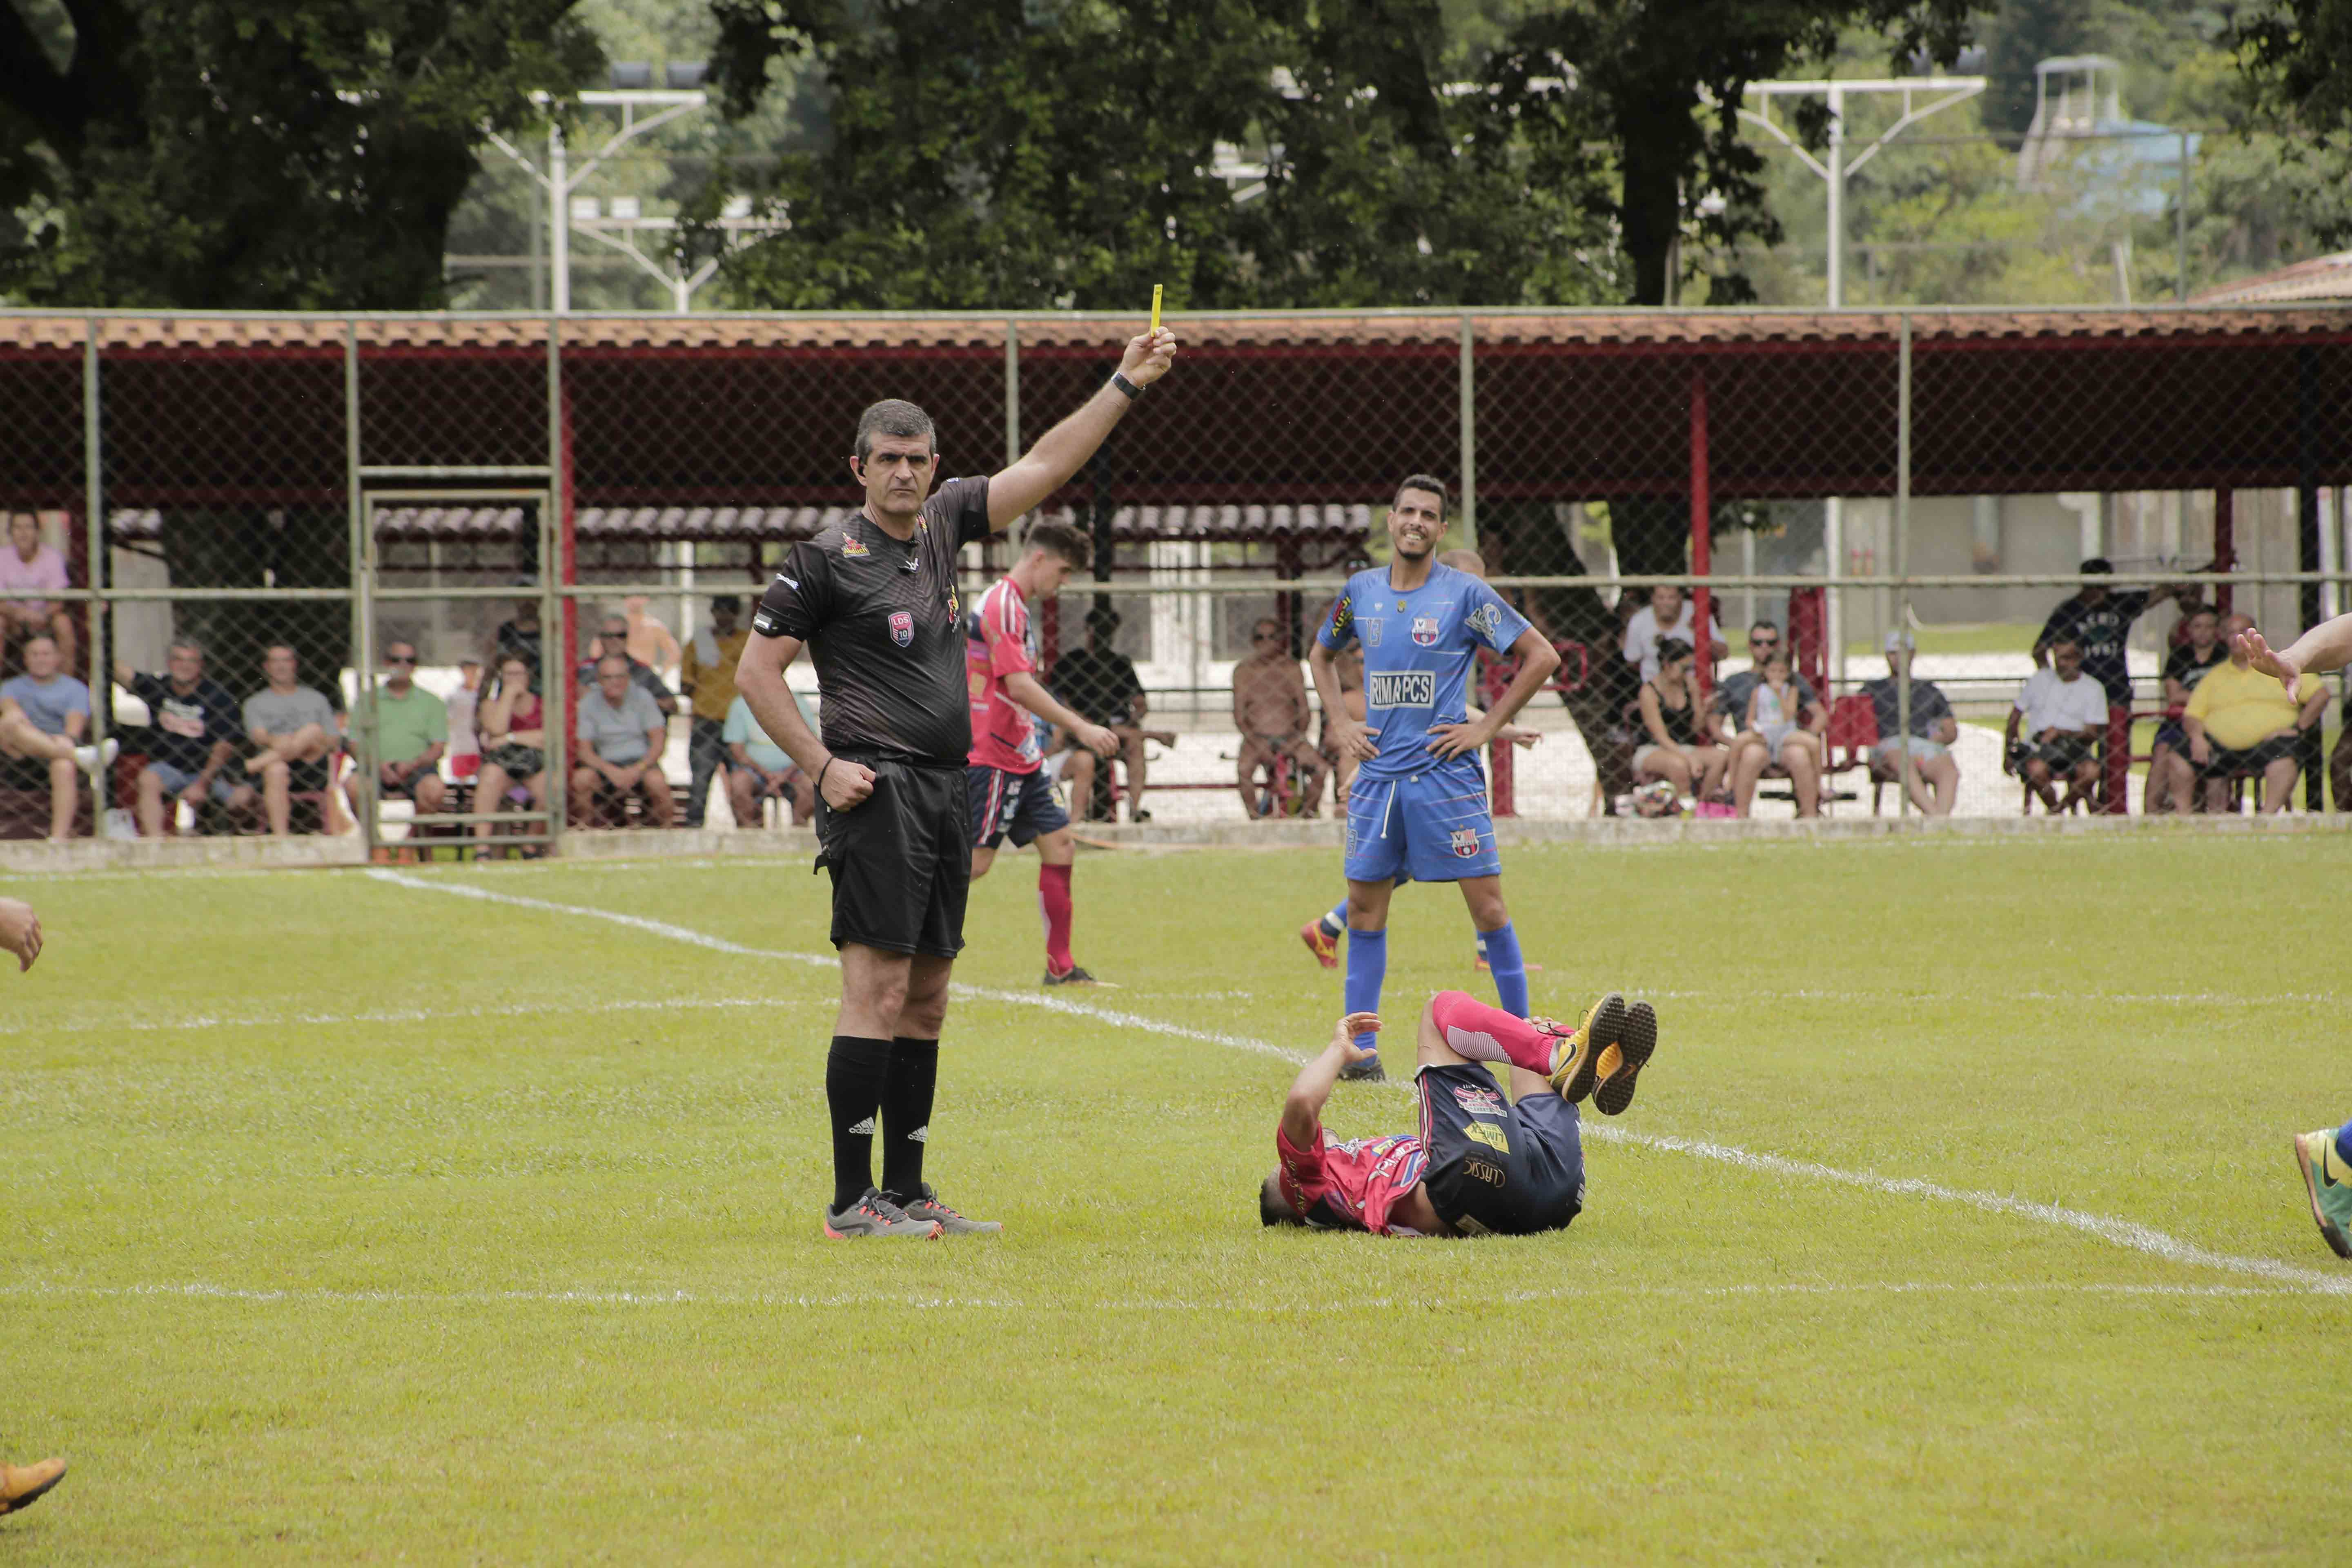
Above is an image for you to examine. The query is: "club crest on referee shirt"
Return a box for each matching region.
[1412,616,1440,646]
[842,537,869,558]
[889,610,913,646]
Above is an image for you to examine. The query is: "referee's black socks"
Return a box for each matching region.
[881,1036,939,1199]
[826,1035,893,1212]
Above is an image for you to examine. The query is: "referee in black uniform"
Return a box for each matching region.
[736,325,1178,1238]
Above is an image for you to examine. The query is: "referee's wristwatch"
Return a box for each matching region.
[1110,370,1145,400]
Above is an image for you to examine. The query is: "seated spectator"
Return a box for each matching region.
[1724,644,1826,818]
[0,512,74,674]
[1052,606,1176,822]
[444,656,483,784]
[2147,606,2229,814]
[1633,639,1727,800]
[724,688,814,827]
[2033,558,2159,717]
[579,612,677,717]
[115,640,254,835]
[352,640,449,824]
[623,595,681,679]
[1623,583,1726,684]
[1232,617,1327,818]
[2005,635,2106,813]
[487,586,543,682]
[1860,630,1960,816]
[680,595,749,830]
[2184,612,2326,814]
[240,642,343,837]
[0,635,109,839]
[472,653,546,856]
[572,653,674,826]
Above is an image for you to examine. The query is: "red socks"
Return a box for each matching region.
[1430,989,1554,1075]
[1038,862,1074,974]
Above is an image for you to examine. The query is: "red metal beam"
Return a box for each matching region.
[1690,362,1713,700]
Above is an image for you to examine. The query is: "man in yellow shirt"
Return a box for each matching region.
[678,594,750,828]
[2184,612,2327,813]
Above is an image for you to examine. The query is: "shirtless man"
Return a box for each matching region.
[1261,988,1658,1237]
[1232,616,1327,817]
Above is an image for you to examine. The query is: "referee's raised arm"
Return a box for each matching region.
[984,328,1179,531]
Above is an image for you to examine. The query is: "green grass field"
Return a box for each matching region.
[3,837,2348,1561]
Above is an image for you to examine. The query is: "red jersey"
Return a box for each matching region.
[1275,1121,1430,1236]
[965,577,1045,773]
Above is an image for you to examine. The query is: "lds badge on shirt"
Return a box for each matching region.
[1412,616,1440,646]
[888,610,914,647]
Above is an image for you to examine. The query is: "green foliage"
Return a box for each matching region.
[0,0,602,307]
[699,0,1621,310]
[2233,0,2352,146]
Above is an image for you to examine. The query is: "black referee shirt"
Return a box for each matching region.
[752,476,993,768]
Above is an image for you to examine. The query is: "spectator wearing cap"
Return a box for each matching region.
[240,642,345,836]
[572,652,673,826]
[2032,558,2156,714]
[678,595,749,829]
[353,639,450,825]
[487,586,543,682]
[1050,606,1175,822]
[579,611,677,717]
[2005,635,2106,813]
[116,640,255,835]
[1622,583,1726,684]
[0,512,75,674]
[2147,604,2229,814]
[1859,630,1960,815]
[2185,612,2326,813]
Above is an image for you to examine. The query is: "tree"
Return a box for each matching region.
[699,0,1619,310]
[0,0,601,307]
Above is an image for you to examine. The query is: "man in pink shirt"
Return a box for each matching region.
[0,513,74,673]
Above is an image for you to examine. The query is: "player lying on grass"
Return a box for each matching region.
[0,893,67,1517]
[1261,989,1657,1237]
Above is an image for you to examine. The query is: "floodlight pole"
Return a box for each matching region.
[1737,75,1985,682]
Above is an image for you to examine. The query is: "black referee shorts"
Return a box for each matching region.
[814,756,970,960]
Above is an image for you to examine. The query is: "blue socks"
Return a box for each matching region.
[1483,920,1529,1017]
[2334,1122,2352,1167]
[1319,899,1347,940]
[1344,926,1387,1055]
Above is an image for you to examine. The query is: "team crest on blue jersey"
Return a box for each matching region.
[1450,826,1481,858]
[1412,616,1440,647]
[889,610,913,646]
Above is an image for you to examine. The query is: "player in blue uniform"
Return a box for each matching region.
[1308,476,1561,1080]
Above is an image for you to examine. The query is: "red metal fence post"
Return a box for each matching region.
[1689,361,1713,701]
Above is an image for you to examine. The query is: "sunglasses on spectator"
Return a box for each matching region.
[1749,636,1779,647]
[1252,631,1280,642]
[386,654,417,665]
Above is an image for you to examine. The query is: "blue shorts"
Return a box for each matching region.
[145,759,242,806]
[1343,759,1500,884]
[967,764,1069,850]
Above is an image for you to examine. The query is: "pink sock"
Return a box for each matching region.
[1430,989,1553,1074]
[1038,863,1074,974]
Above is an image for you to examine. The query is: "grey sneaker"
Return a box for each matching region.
[822,1188,942,1239]
[889,1182,1002,1236]
[1338,1055,1386,1083]
[1043,964,1099,986]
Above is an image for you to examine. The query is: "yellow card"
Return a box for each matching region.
[1150,285,1163,334]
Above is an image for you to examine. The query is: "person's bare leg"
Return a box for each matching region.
[568,766,598,825]
[137,766,167,836]
[1345,875,1396,934]
[1731,736,1767,815]
[260,756,292,835]
[1920,752,1958,815]
[1697,745,1729,799]
[640,771,674,826]
[2262,757,2299,814]
[45,754,76,838]
[970,843,997,881]
[728,768,758,829]
[1236,738,1267,815]
[472,762,511,842]
[1065,747,1097,820]
[1782,736,1822,816]
[1123,731,1147,815]
[791,773,815,825]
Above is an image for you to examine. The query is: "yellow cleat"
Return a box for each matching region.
[1546,993,1627,1105]
[0,1458,65,1516]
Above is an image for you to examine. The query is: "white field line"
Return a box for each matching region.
[359,868,2352,1296]
[0,1278,2325,1315]
[0,995,805,1040]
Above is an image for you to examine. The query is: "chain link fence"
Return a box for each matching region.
[0,308,2344,848]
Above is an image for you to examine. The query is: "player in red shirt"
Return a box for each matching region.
[1263,988,1658,1237]
[966,520,1119,984]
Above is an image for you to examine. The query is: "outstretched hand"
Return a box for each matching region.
[1120,327,1179,389]
[0,897,42,972]
[2236,628,2301,697]
[1331,1011,1380,1062]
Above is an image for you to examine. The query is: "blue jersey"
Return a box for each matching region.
[1316,563,1531,780]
